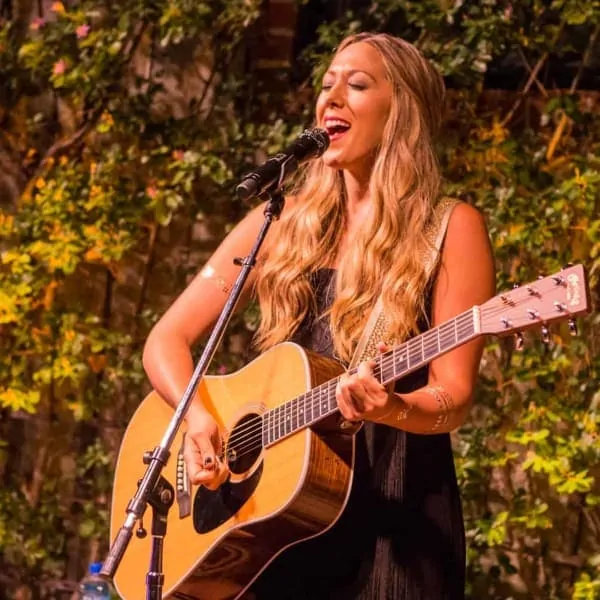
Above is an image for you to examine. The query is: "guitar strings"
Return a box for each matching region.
[222,311,478,458]
[223,305,502,458]
[219,296,561,462]
[225,311,476,458]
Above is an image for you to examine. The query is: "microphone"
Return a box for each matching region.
[236,128,330,200]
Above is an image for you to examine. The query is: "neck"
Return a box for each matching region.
[342,169,370,210]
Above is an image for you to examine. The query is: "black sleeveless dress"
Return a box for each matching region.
[247,269,466,600]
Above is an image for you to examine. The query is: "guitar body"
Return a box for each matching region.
[110,264,591,599]
[110,342,353,600]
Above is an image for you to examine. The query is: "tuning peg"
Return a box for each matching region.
[514,331,524,351]
[568,318,578,336]
[541,324,551,345]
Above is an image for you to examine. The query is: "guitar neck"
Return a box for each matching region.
[262,307,480,446]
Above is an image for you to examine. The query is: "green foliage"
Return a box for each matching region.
[2,0,600,597]
[0,0,268,594]
[305,1,600,597]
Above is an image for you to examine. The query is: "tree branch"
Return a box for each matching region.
[500,52,549,128]
[546,23,600,161]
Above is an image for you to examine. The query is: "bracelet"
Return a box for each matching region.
[423,385,454,433]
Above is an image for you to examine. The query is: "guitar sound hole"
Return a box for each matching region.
[226,412,263,476]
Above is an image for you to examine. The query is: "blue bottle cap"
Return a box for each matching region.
[89,562,103,575]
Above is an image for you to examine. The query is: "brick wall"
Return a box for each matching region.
[255,0,298,73]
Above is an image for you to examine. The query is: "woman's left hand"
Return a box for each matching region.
[336,343,392,422]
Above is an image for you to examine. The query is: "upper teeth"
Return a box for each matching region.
[325,119,350,128]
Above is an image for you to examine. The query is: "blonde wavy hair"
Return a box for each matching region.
[254,32,446,363]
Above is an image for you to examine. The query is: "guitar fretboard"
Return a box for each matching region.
[260,308,478,447]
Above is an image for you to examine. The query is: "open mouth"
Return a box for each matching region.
[324,118,351,141]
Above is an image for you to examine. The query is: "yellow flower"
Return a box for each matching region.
[51,1,66,14]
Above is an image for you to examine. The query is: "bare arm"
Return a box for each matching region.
[142,202,270,420]
[337,202,496,432]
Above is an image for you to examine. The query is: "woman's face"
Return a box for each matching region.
[316,41,392,176]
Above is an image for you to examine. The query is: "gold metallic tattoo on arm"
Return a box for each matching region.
[374,391,415,423]
[200,265,231,294]
[424,385,455,433]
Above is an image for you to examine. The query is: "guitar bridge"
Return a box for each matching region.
[176,433,191,519]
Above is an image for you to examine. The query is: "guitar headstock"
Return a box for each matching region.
[480,264,591,337]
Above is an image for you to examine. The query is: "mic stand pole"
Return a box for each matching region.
[100,186,286,599]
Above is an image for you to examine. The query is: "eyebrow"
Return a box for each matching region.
[322,68,378,83]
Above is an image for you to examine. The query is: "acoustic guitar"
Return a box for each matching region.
[109,264,590,599]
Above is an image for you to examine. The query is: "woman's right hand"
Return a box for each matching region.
[183,408,230,490]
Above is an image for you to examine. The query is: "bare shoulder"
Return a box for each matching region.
[432,201,496,322]
[437,200,495,293]
[447,200,488,235]
[443,201,491,256]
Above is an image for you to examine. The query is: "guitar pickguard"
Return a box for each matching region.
[193,462,263,533]
[193,411,265,533]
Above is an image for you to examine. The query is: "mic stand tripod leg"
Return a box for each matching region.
[100,187,286,599]
[144,475,175,600]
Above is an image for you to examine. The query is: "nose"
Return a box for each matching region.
[324,80,345,108]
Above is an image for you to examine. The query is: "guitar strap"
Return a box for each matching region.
[348,197,460,368]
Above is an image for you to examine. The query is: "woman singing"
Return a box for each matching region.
[143,32,495,600]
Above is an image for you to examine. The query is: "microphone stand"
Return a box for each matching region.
[100,186,286,599]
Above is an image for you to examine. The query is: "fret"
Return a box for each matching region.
[265,410,273,445]
[292,398,298,432]
[277,404,283,440]
[271,408,275,444]
[297,396,304,429]
[319,386,330,417]
[301,395,307,427]
[328,382,336,413]
[408,337,422,367]
[313,389,320,421]
[320,385,328,418]
[268,408,273,445]
[284,402,292,435]
[263,410,269,446]
[423,330,438,361]
[438,320,454,350]
[397,346,408,374]
[379,354,391,384]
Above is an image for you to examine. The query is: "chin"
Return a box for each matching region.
[322,151,349,170]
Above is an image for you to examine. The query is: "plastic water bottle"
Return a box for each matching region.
[78,562,111,599]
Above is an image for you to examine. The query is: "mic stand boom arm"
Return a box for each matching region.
[100,187,286,599]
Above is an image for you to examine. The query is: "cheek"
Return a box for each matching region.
[315,95,327,121]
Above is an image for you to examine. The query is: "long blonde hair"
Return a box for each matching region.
[254,32,446,363]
